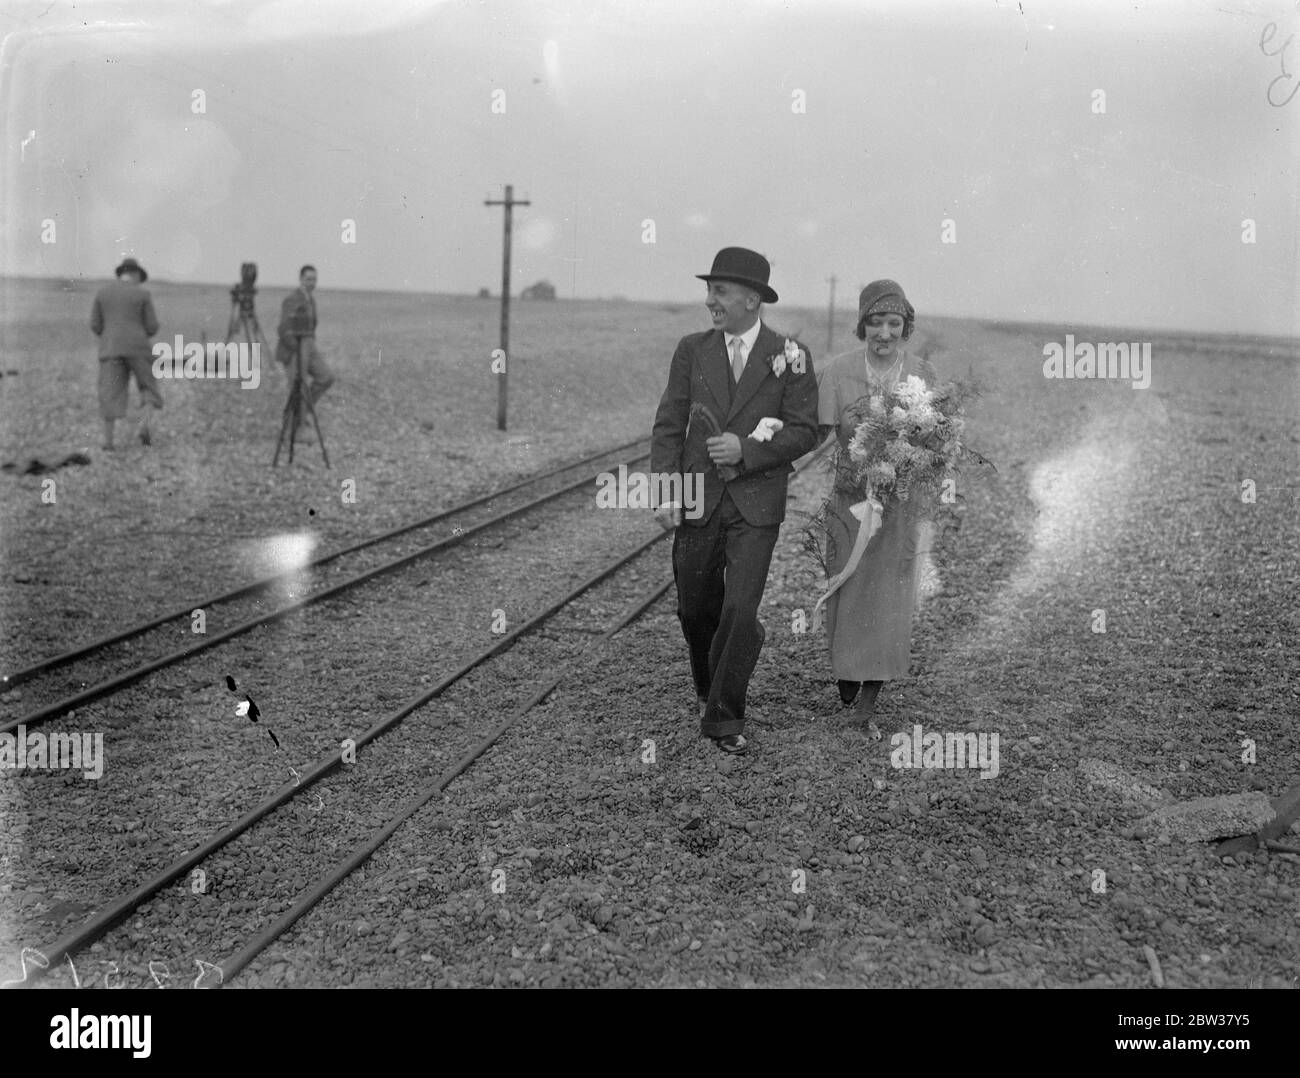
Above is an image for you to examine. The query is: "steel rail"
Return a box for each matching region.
[218,446,833,983]
[12,526,674,986]
[11,445,830,987]
[1,448,651,736]
[220,578,676,984]
[0,437,648,689]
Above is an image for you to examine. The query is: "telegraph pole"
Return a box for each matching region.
[484,184,531,431]
[826,274,837,355]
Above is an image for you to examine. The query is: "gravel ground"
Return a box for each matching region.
[0,279,702,665]
[0,481,665,975]
[3,278,1297,988]
[241,325,1299,989]
[0,442,649,715]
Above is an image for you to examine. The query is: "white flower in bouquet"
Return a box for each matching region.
[869,395,886,417]
[913,403,940,432]
[895,375,932,409]
[866,461,896,488]
[890,404,908,423]
[848,420,873,462]
[885,438,917,464]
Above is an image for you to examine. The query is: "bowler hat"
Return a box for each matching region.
[696,247,778,304]
[115,257,148,282]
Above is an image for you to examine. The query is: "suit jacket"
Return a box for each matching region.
[276,287,317,365]
[90,279,159,361]
[651,321,818,527]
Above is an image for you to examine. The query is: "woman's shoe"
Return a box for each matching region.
[837,680,862,707]
[854,681,885,739]
[856,680,884,712]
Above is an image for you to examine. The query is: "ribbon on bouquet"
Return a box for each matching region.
[813,495,883,621]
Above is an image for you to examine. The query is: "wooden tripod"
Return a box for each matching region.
[272,335,329,468]
[225,288,271,361]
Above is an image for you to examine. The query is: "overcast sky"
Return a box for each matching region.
[2,0,1297,335]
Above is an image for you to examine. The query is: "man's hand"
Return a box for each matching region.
[653,503,682,531]
[706,433,743,466]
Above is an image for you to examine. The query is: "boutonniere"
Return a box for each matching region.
[769,338,806,378]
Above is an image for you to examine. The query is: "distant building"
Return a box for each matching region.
[477,287,491,299]
[520,280,556,301]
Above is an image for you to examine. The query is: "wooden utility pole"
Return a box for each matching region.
[484,184,531,431]
[826,274,837,355]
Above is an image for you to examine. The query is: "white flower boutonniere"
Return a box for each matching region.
[769,338,807,378]
[749,417,784,442]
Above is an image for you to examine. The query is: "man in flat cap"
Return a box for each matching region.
[651,247,818,754]
[91,257,163,450]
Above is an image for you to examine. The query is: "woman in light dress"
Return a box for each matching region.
[814,280,937,732]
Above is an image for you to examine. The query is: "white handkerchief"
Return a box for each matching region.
[749,417,785,442]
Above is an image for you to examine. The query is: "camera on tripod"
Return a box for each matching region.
[231,262,258,313]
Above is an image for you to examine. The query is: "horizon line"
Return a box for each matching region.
[3,272,1296,346]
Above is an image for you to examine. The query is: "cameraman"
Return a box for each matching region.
[276,265,335,408]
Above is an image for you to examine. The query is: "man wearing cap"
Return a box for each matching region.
[91,257,162,450]
[651,247,819,754]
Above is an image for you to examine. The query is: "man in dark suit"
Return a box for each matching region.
[276,265,334,406]
[651,247,818,754]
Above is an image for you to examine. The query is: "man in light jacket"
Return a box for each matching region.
[91,257,161,450]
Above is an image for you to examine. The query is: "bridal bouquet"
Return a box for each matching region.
[807,371,991,616]
[840,373,974,508]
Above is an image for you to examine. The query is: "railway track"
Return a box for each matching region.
[3,447,829,990]
[0,437,650,734]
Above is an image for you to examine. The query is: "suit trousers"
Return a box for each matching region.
[672,488,779,737]
[98,355,163,419]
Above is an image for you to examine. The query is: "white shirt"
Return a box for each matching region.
[725,318,763,376]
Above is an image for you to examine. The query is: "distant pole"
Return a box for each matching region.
[826,275,837,355]
[484,184,531,431]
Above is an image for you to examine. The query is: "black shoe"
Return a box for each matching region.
[715,734,748,755]
[858,680,884,713]
[838,680,862,706]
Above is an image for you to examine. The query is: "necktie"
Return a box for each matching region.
[730,337,745,384]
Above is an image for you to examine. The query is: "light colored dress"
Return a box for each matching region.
[816,347,937,681]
